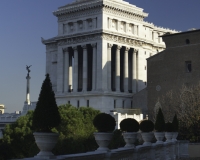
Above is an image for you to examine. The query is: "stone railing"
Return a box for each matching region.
[55,140,188,160]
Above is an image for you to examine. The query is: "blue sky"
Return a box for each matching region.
[0,0,200,113]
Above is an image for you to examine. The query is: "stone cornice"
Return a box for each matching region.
[53,0,148,21]
[44,31,165,50]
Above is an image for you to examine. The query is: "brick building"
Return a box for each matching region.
[147,29,200,115]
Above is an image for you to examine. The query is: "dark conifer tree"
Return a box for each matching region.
[155,108,165,132]
[172,114,179,132]
[32,74,61,132]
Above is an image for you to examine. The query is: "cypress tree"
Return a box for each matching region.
[32,74,61,132]
[172,114,179,132]
[155,108,165,132]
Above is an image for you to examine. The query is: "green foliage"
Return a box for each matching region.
[109,129,125,149]
[32,74,61,132]
[0,111,39,159]
[165,122,174,132]
[139,120,154,132]
[93,113,116,132]
[172,114,179,132]
[155,108,165,132]
[52,104,100,154]
[120,118,139,132]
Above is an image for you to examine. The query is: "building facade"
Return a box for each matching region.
[147,29,200,115]
[42,0,176,113]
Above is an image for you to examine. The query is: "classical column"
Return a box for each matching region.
[69,53,73,92]
[107,43,113,91]
[57,47,64,93]
[124,47,129,93]
[82,44,87,92]
[63,48,69,92]
[116,45,121,92]
[26,70,31,105]
[73,46,78,92]
[92,43,97,91]
[132,49,138,93]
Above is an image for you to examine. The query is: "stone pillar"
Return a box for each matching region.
[93,18,97,29]
[134,25,138,35]
[152,31,155,41]
[26,74,31,105]
[57,47,64,93]
[92,43,97,91]
[69,53,73,92]
[124,47,129,93]
[132,49,138,93]
[73,46,78,92]
[63,48,69,92]
[107,43,113,91]
[82,44,87,92]
[116,45,121,92]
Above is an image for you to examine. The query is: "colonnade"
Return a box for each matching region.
[60,43,138,93]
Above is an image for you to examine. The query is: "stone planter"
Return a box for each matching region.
[154,132,165,144]
[172,132,178,141]
[33,132,59,159]
[94,132,113,151]
[123,132,138,148]
[141,132,154,146]
[165,132,173,142]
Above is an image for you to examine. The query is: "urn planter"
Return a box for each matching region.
[94,132,113,151]
[154,132,165,144]
[141,132,154,146]
[165,132,173,142]
[123,132,138,148]
[33,132,59,159]
[172,132,178,141]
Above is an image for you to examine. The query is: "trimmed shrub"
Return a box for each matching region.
[172,114,179,132]
[165,122,174,132]
[32,74,61,132]
[120,118,139,132]
[93,113,116,132]
[139,120,154,132]
[155,108,165,132]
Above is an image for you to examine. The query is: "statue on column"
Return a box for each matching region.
[26,65,32,76]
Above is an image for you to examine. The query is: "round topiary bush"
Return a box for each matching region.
[172,114,179,132]
[165,122,174,132]
[120,118,139,132]
[155,108,165,132]
[93,113,116,132]
[139,120,154,132]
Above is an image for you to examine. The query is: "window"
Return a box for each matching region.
[185,61,192,72]
[68,101,70,104]
[77,101,79,108]
[114,100,116,108]
[186,39,190,44]
[87,100,89,107]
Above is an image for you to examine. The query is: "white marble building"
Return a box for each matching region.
[42,0,176,113]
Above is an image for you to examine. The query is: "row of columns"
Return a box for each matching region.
[60,43,138,93]
[107,44,138,93]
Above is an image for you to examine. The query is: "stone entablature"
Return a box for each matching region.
[54,0,148,21]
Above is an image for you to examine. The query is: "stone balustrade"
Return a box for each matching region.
[53,140,188,160]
